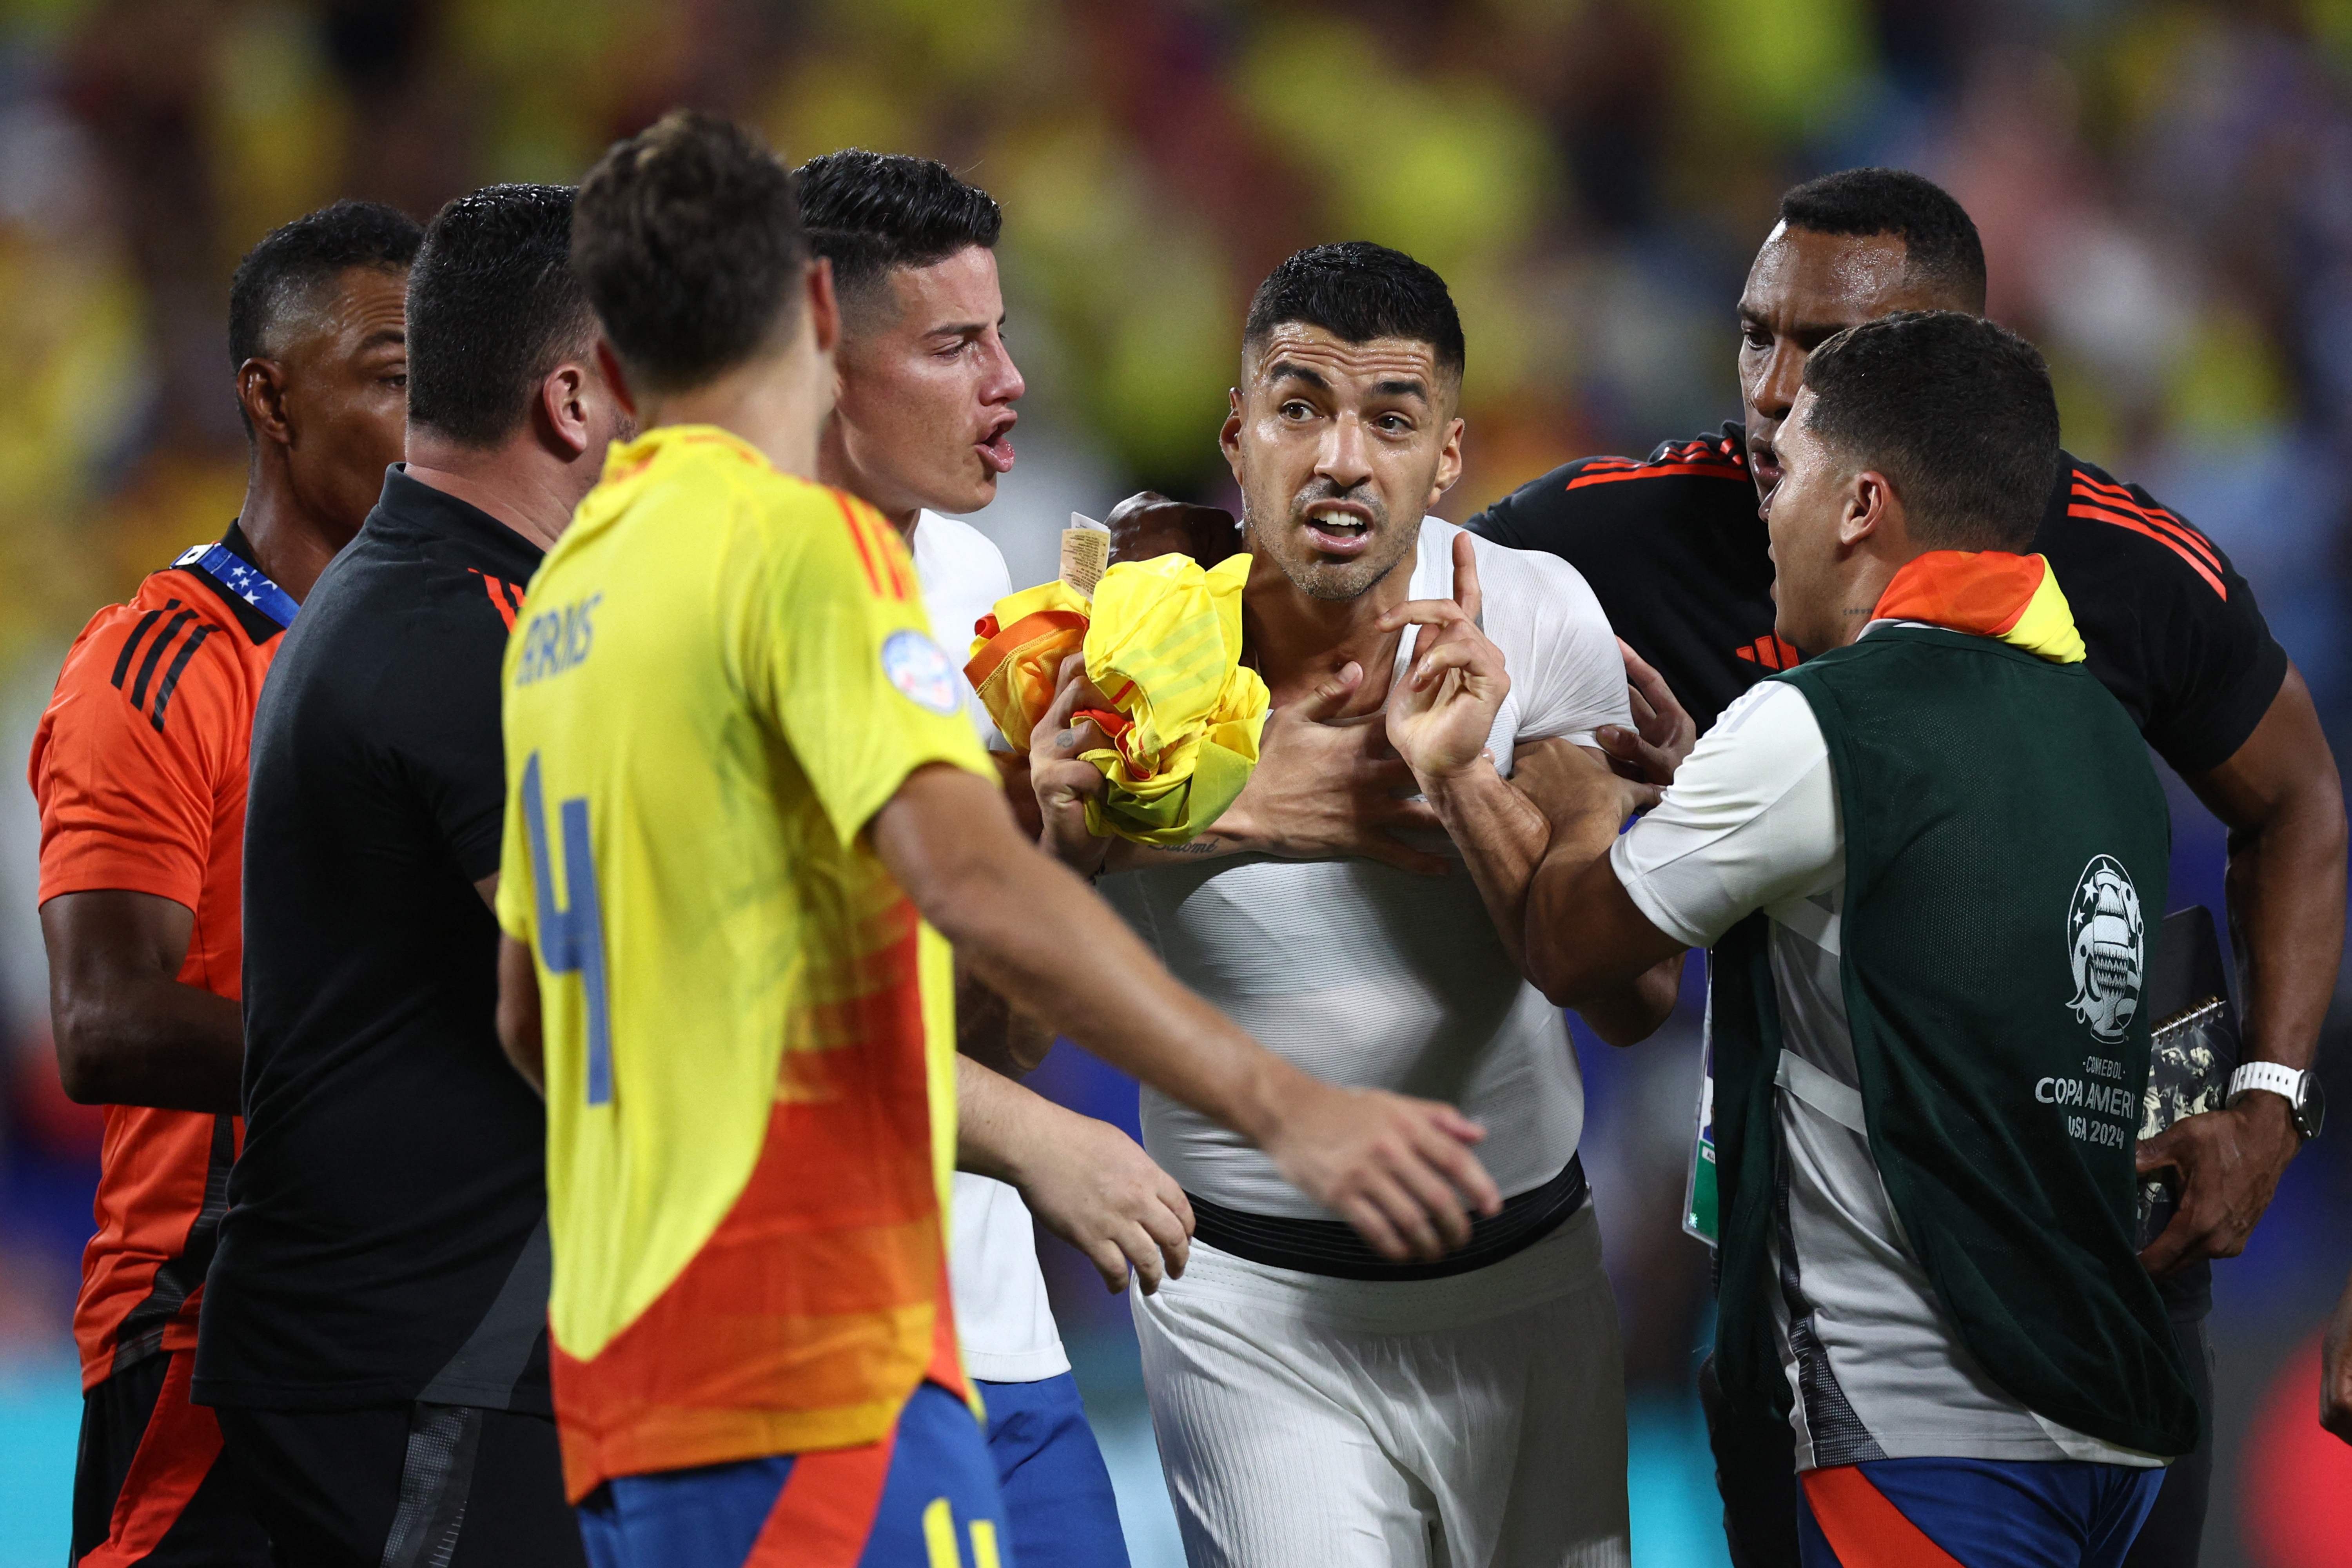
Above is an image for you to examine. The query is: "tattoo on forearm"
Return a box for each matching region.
[1161,835,1227,857]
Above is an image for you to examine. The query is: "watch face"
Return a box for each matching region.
[2300,1073,2327,1139]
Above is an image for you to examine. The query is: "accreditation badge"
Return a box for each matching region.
[1682,963,1719,1247]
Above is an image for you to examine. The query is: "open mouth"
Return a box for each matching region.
[1301,503,1375,556]
[1748,439,1782,513]
[976,414,1017,476]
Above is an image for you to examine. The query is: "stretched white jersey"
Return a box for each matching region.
[1101,519,1631,1215]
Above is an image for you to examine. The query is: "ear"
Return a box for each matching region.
[1427,415,1466,507]
[594,339,637,423]
[239,359,294,449]
[1219,387,1244,481]
[1841,470,1893,550]
[538,363,594,461]
[806,256,840,360]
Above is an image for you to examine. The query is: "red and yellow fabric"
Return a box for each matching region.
[1872,550,2086,665]
[497,426,992,1501]
[964,553,1270,846]
[963,579,1089,750]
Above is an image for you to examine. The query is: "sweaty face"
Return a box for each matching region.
[1760,385,1854,655]
[1221,323,1463,602]
[827,245,1023,519]
[1738,225,1951,512]
[274,266,410,540]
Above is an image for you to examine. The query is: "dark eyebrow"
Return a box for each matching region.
[1265,360,1329,391]
[1372,377,1428,403]
[360,327,406,352]
[1739,308,1855,344]
[922,320,990,340]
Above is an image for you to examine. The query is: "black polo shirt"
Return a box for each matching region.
[196,466,549,1415]
[1468,422,2288,777]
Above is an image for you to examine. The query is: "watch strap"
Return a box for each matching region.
[2226,1060,2306,1109]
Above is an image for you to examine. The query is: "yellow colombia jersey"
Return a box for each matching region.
[494,425,991,1503]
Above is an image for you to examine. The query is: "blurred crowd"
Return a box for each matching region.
[0,0,2347,1557]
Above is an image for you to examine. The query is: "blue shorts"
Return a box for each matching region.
[575,1383,1008,1568]
[1798,1457,2165,1568]
[978,1373,1128,1568]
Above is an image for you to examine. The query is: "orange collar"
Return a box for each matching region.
[1871,550,2086,664]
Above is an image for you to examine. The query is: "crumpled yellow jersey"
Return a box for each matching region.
[964,553,1270,844]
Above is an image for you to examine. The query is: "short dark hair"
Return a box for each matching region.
[405,183,593,446]
[226,200,422,432]
[573,111,807,394]
[1778,168,1987,312]
[795,149,1001,324]
[1801,310,2057,552]
[1242,242,1466,382]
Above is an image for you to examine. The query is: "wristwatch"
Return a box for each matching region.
[2226,1061,2327,1140]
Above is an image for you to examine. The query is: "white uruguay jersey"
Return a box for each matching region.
[913,510,1069,1383]
[1612,667,2160,1470]
[1102,519,1632,1216]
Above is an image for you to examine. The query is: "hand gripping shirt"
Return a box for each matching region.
[29,526,290,1390]
[495,428,993,1501]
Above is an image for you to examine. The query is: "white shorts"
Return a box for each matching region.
[1131,1204,1630,1568]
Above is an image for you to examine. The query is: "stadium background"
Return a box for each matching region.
[0,0,2348,1561]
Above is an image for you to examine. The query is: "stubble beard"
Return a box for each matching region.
[1246,492,1413,603]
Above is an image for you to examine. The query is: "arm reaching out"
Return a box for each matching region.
[955,960,1054,1078]
[1597,638,1698,785]
[1515,745,1684,1043]
[871,762,1502,1262]
[1369,535,1682,1035]
[1376,532,1552,970]
[958,1056,1192,1294]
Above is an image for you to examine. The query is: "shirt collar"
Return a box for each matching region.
[376,464,546,575]
[1869,549,2087,664]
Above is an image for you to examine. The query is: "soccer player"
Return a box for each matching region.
[1034,242,1637,1568]
[1470,168,2346,1568]
[796,147,1170,1566]
[1503,310,2198,1568]
[33,199,419,1568]
[496,113,1498,1568]
[197,185,625,1566]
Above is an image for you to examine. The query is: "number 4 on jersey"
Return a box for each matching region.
[520,753,613,1105]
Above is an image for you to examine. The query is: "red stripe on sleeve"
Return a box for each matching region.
[2069,477,2223,575]
[832,493,887,597]
[2071,472,2218,545]
[2066,504,2227,598]
[1566,461,1746,490]
[878,521,916,602]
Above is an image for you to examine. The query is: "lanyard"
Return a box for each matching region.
[175,542,299,630]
